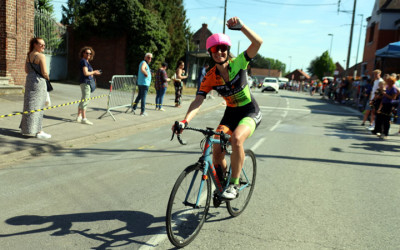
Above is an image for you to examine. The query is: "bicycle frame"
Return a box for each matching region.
[185,135,251,209]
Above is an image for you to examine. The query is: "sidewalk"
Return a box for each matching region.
[0,82,223,167]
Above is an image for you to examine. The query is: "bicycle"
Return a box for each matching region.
[166,122,257,248]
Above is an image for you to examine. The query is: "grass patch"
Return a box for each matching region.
[148,84,197,95]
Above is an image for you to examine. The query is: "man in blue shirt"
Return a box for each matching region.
[133,53,152,116]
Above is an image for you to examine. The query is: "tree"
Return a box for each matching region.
[139,0,193,69]
[62,0,192,74]
[35,0,54,13]
[34,0,64,54]
[307,51,335,80]
[60,0,81,25]
[249,54,286,73]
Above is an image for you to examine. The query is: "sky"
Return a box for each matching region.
[51,0,377,73]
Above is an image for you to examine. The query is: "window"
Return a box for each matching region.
[369,22,375,43]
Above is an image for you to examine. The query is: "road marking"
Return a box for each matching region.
[139,233,166,249]
[138,145,155,149]
[252,98,289,151]
[270,120,281,131]
[260,106,360,115]
[251,137,266,151]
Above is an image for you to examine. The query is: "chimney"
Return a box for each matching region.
[202,23,208,29]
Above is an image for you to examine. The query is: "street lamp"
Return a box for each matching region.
[328,34,334,56]
[288,56,292,72]
[355,14,364,65]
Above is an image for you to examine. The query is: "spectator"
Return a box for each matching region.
[133,53,152,116]
[366,69,384,131]
[155,62,170,111]
[20,37,51,139]
[372,76,398,139]
[197,63,209,92]
[173,60,188,107]
[76,46,101,125]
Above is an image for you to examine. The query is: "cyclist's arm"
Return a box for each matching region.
[241,24,263,59]
[184,95,205,123]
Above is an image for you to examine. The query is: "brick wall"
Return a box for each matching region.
[362,21,400,76]
[0,0,34,85]
[67,27,127,87]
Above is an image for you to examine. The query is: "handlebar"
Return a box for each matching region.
[171,121,231,148]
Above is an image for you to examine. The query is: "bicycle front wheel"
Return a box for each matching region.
[227,149,257,217]
[166,163,211,248]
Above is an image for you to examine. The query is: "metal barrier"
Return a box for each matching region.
[99,75,137,121]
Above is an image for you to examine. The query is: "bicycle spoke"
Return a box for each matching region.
[166,164,211,248]
[227,149,257,217]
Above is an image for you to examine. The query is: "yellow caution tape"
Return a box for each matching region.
[0,94,108,119]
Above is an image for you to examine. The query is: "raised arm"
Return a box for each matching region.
[226,17,263,59]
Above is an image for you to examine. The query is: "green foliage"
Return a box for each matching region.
[60,0,81,25]
[307,51,335,80]
[35,0,54,13]
[34,1,65,54]
[62,0,192,75]
[249,54,286,73]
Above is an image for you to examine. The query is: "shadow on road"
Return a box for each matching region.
[255,154,400,170]
[0,210,164,249]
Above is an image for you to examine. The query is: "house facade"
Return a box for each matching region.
[362,0,400,76]
[285,69,310,82]
[0,0,34,89]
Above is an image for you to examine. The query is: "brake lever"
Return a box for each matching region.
[177,134,187,145]
[171,121,187,145]
[170,121,179,141]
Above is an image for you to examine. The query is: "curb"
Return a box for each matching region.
[0,103,223,168]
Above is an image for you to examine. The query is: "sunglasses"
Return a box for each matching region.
[85,52,92,55]
[210,45,229,53]
[38,43,45,47]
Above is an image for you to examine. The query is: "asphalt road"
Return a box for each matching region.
[1,89,399,250]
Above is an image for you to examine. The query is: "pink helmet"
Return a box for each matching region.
[206,33,232,50]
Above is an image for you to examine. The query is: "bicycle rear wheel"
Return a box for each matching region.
[166,163,211,248]
[227,149,257,217]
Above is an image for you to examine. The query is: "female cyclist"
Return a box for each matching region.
[173,16,263,200]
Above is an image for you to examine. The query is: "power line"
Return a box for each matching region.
[233,0,337,7]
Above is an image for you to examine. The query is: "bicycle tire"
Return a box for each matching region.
[166,163,211,248]
[227,149,257,217]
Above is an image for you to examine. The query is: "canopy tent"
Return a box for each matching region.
[375,41,400,58]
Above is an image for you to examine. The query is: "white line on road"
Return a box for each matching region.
[260,106,361,115]
[251,98,289,152]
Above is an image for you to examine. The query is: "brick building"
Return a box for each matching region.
[67,27,127,87]
[285,69,311,82]
[362,0,400,76]
[251,68,282,84]
[0,0,34,87]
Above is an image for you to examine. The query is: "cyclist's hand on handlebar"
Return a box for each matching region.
[172,120,188,134]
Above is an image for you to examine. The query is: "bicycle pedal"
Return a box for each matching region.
[213,194,222,208]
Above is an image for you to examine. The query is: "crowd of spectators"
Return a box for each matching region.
[313,70,400,139]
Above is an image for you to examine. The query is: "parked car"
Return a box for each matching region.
[277,77,289,89]
[261,77,279,93]
[247,75,254,88]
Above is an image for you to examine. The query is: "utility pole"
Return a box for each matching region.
[223,0,227,34]
[345,0,357,73]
